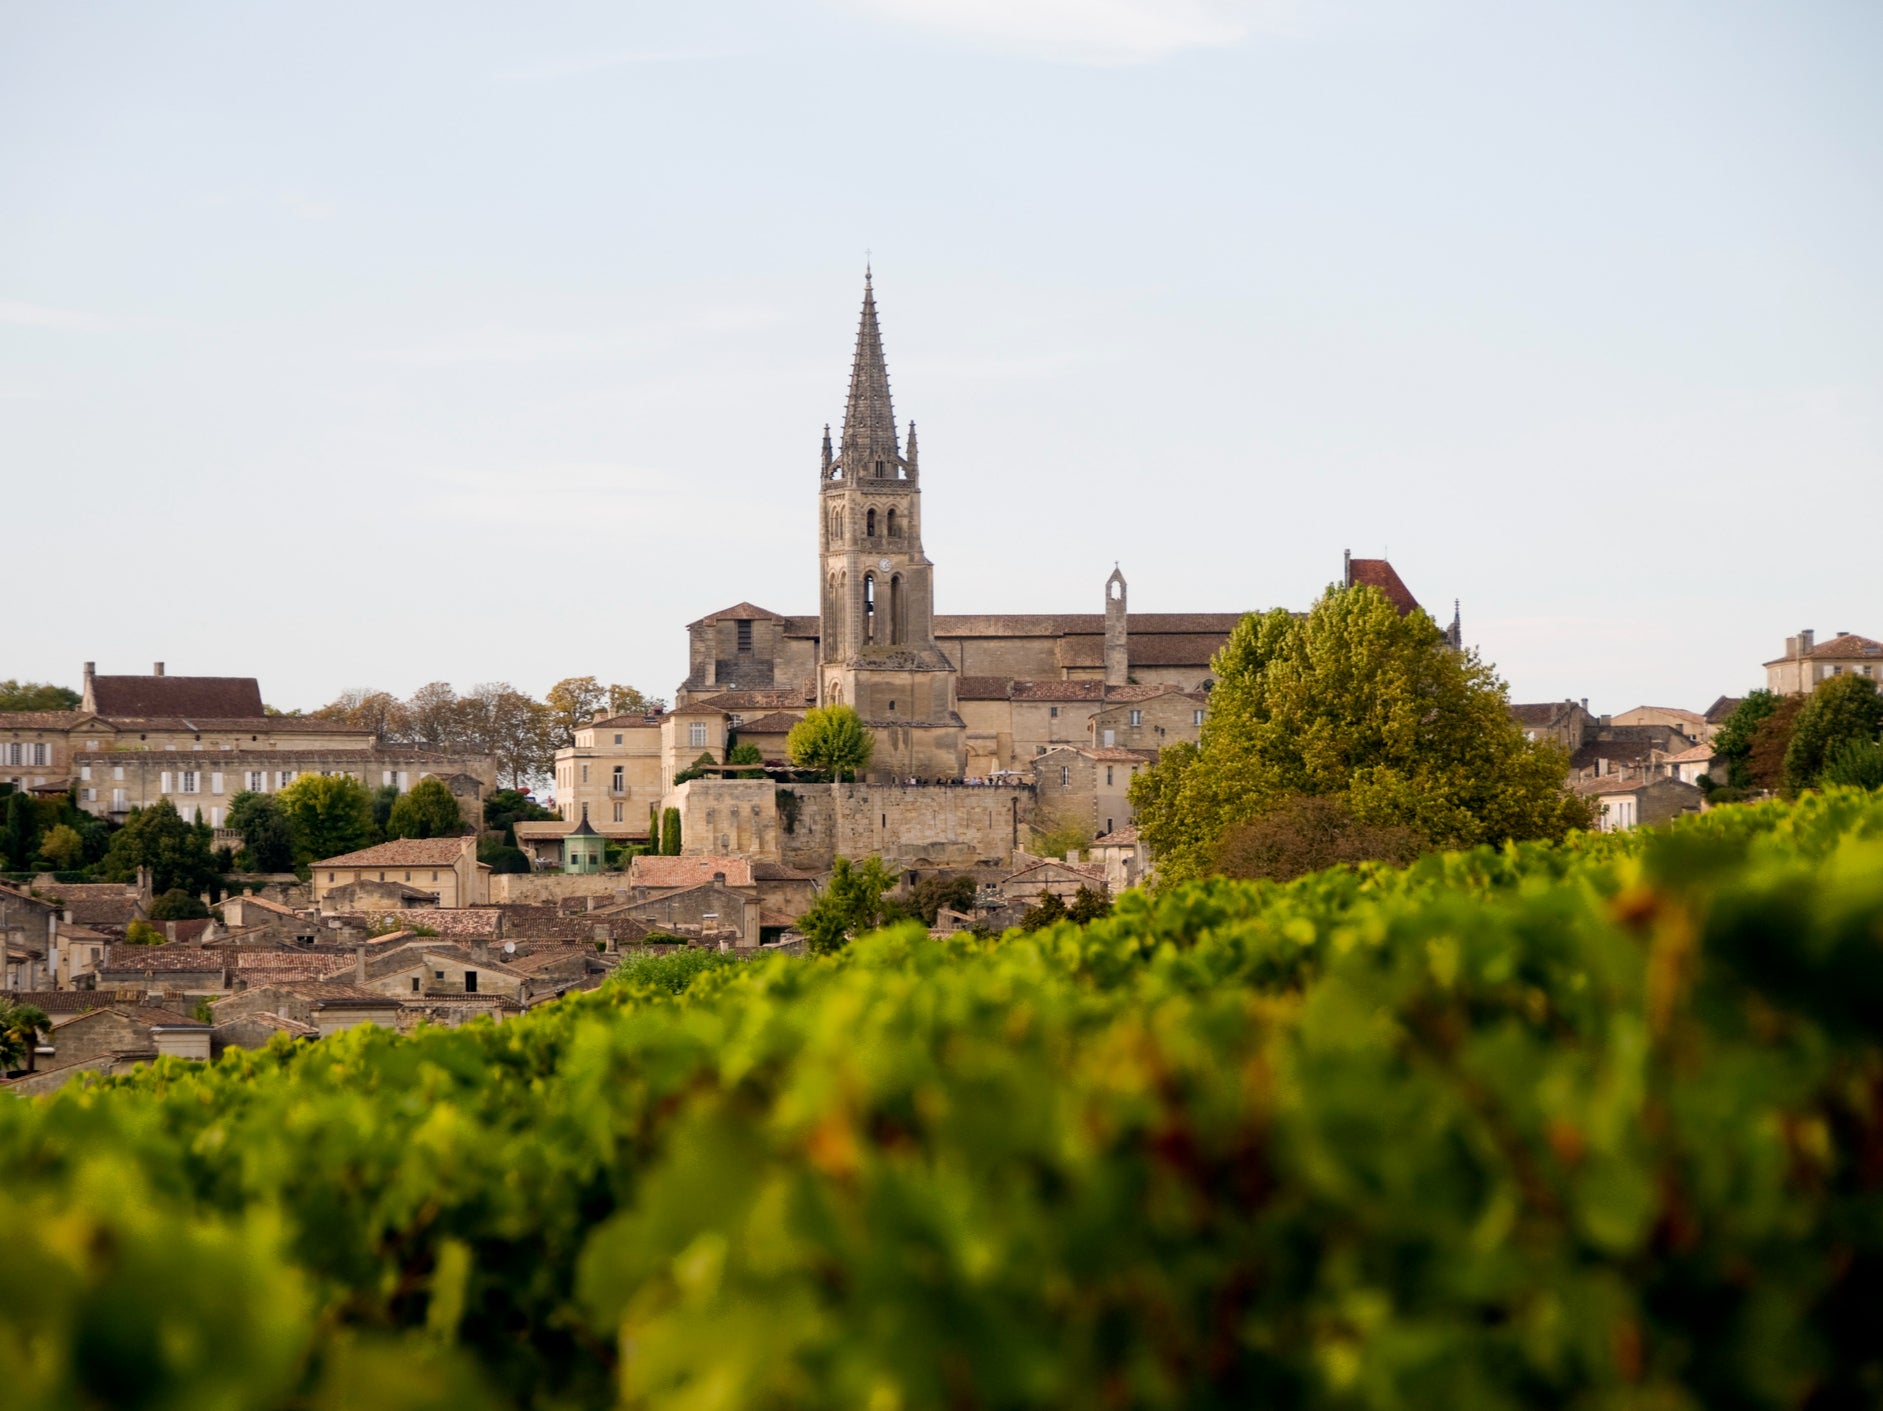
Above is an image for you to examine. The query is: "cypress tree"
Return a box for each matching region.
[661,807,682,856]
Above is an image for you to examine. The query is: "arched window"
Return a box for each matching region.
[866,508,876,537]
[890,574,904,645]
[886,508,898,537]
[875,460,885,477]
[863,574,877,644]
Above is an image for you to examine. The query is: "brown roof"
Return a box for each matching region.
[584,714,663,729]
[955,676,1015,701]
[1704,695,1744,723]
[5,989,154,1012]
[751,860,816,881]
[733,711,804,734]
[0,710,87,729]
[1623,705,1707,724]
[1093,826,1139,846]
[101,944,229,973]
[1003,858,1106,885]
[87,673,265,717]
[686,601,787,626]
[694,688,817,711]
[1081,747,1153,763]
[935,613,1249,638]
[1661,743,1716,764]
[214,1011,319,1037]
[316,838,470,868]
[627,855,755,889]
[1807,633,1883,658]
[234,952,358,981]
[1346,559,1420,616]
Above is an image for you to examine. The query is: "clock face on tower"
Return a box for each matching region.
[878,558,891,570]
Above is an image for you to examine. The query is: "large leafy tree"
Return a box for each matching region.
[1784,676,1883,793]
[798,855,898,954]
[102,799,219,895]
[37,823,85,870]
[461,682,557,788]
[3,791,39,870]
[0,680,80,712]
[225,791,297,872]
[312,688,410,742]
[277,773,378,864]
[786,706,875,782]
[148,888,211,921]
[1711,690,1781,788]
[385,777,465,839]
[1131,585,1589,885]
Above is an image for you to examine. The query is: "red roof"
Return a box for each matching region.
[627,855,755,889]
[88,673,264,717]
[1346,558,1419,616]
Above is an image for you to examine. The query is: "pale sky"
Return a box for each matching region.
[4,0,1878,714]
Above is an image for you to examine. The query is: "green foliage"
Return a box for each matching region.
[1711,688,1780,787]
[1784,674,1883,793]
[785,704,874,781]
[672,750,718,785]
[660,807,682,857]
[484,787,555,848]
[101,799,218,896]
[386,777,465,840]
[1067,883,1112,924]
[122,918,164,946]
[370,783,400,835]
[646,804,660,854]
[36,822,84,870]
[1029,815,1091,860]
[1132,584,1590,884]
[0,679,80,711]
[4,791,39,873]
[147,888,210,921]
[226,791,297,872]
[1822,736,1883,790]
[1747,694,1807,792]
[1212,792,1426,881]
[725,741,765,778]
[278,773,378,864]
[1019,888,1067,931]
[906,872,977,925]
[797,854,896,953]
[0,998,51,1073]
[2,793,1882,1406]
[476,840,531,875]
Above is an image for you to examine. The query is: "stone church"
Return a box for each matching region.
[673,271,1446,784]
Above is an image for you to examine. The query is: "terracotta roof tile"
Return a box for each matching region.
[1807,633,1882,658]
[315,838,471,868]
[1346,559,1420,616]
[732,711,804,734]
[627,855,755,888]
[685,602,787,627]
[0,710,87,729]
[101,945,229,973]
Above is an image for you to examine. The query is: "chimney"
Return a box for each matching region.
[1342,548,1353,588]
[1580,698,1588,713]
[153,661,165,677]
[585,894,599,912]
[592,707,610,722]
[355,946,367,984]
[83,661,95,687]
[1799,629,1815,655]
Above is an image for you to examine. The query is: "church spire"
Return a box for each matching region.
[840,267,900,472]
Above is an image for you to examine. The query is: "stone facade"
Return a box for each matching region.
[553,713,664,829]
[1033,746,1152,842]
[1765,630,1883,695]
[310,837,488,909]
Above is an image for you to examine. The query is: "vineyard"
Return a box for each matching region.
[4,789,1883,1409]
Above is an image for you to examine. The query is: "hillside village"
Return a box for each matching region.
[2,277,1876,1091]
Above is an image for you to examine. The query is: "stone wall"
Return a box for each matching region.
[778,782,1033,872]
[487,872,636,906]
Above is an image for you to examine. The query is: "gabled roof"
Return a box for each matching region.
[315,838,470,868]
[1806,633,1882,658]
[733,711,804,734]
[1510,702,1577,726]
[694,688,817,711]
[86,673,265,717]
[1092,826,1140,846]
[1001,858,1106,886]
[1661,744,1716,764]
[1704,695,1744,723]
[686,602,788,628]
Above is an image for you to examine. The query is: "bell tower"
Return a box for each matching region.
[817,269,963,780]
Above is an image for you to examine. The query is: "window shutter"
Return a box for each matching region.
[211,772,223,796]
[161,771,172,794]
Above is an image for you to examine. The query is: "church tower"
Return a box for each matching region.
[818,270,964,780]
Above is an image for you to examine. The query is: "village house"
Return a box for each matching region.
[1508,700,1595,752]
[1574,775,1705,832]
[553,711,665,828]
[1032,745,1153,842]
[310,837,488,909]
[1765,630,1883,695]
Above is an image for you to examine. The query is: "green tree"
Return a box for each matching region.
[1212,794,1426,882]
[461,682,557,789]
[102,799,218,896]
[0,680,80,711]
[1131,584,1590,885]
[545,676,609,747]
[661,807,682,856]
[1711,690,1780,788]
[1020,889,1069,932]
[477,838,532,874]
[311,688,409,743]
[1067,884,1113,924]
[148,888,211,921]
[786,705,874,781]
[726,742,765,779]
[485,788,557,847]
[225,792,296,872]
[798,855,898,954]
[1784,675,1883,793]
[1745,694,1807,792]
[370,783,399,835]
[385,777,465,839]
[277,773,378,864]
[673,751,719,785]
[37,822,84,871]
[907,873,977,925]
[4,791,40,871]
[1822,737,1883,790]
[608,683,664,717]
[647,805,661,854]
[123,918,164,946]
[0,998,51,1074]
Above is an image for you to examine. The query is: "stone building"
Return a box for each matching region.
[310,837,489,909]
[553,711,664,828]
[1765,630,1883,695]
[1033,745,1153,842]
[667,271,1452,788]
